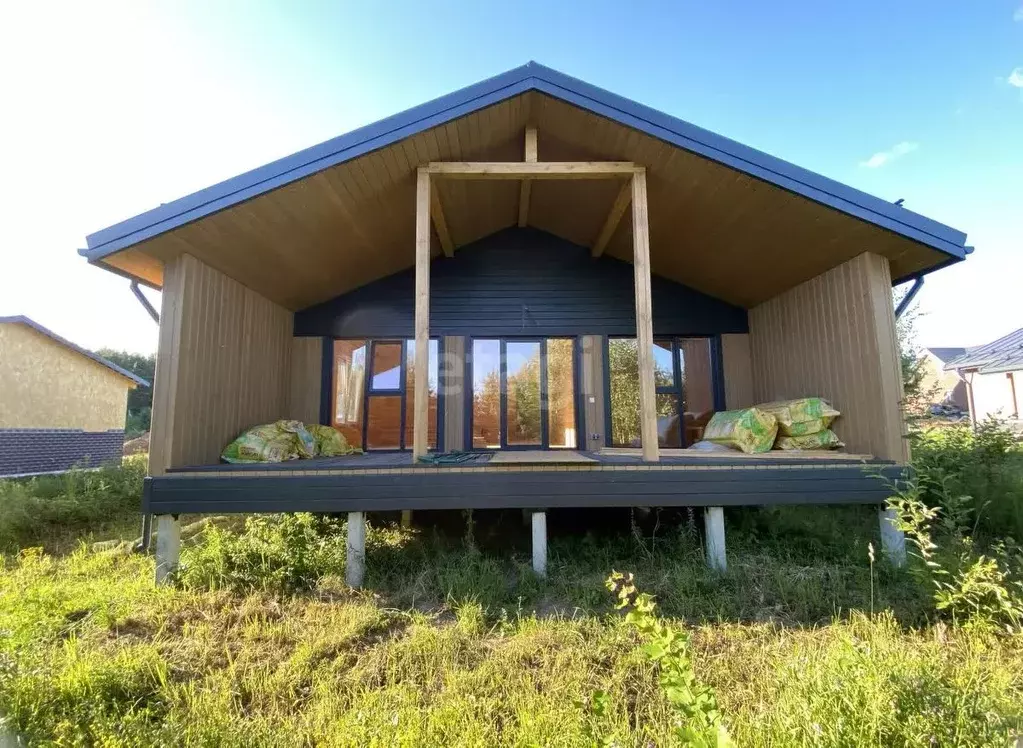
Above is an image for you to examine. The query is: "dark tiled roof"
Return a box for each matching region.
[0,315,150,387]
[944,328,1023,374]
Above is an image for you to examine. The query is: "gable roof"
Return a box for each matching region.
[78,62,970,310]
[945,328,1023,375]
[926,346,968,364]
[0,316,150,387]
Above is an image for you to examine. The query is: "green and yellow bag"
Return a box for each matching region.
[775,430,844,451]
[703,408,778,454]
[757,398,840,437]
[308,424,359,457]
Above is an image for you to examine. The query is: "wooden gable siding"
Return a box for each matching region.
[748,252,908,462]
[294,228,748,339]
[150,254,293,474]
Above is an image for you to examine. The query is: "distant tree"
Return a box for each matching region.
[96,349,156,436]
[893,300,939,420]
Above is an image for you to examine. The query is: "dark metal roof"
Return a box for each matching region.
[0,315,150,387]
[80,61,969,273]
[944,328,1023,374]
[926,347,968,364]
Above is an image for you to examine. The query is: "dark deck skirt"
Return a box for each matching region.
[145,459,905,515]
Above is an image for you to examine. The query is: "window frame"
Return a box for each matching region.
[603,334,726,449]
[466,335,583,451]
[325,336,442,452]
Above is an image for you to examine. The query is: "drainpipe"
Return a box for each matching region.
[129,280,158,553]
[895,276,924,319]
[130,280,160,324]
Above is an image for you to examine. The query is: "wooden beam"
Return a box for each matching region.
[592,181,632,257]
[413,169,431,459]
[631,169,659,462]
[426,161,640,179]
[517,127,538,227]
[430,186,454,257]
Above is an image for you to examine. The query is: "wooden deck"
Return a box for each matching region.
[147,449,903,515]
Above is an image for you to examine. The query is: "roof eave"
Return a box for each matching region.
[81,61,969,270]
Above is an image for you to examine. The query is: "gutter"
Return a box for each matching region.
[130,281,159,324]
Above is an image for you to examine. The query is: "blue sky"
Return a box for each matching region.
[1,1,1020,353]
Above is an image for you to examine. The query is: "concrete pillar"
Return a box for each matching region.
[704,507,726,572]
[346,511,366,587]
[155,514,181,585]
[400,510,412,529]
[531,511,547,578]
[878,506,907,567]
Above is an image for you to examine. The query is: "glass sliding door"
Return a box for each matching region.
[505,341,542,446]
[607,336,719,448]
[470,337,578,450]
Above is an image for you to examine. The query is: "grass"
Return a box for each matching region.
[2,507,1023,746]
[0,455,146,555]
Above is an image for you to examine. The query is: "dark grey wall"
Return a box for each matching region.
[0,429,124,477]
[295,228,748,338]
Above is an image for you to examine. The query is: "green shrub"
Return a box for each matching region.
[0,456,145,554]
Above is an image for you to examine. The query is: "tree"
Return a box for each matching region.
[95,349,156,436]
[894,299,939,420]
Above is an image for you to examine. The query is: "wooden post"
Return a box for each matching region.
[878,506,906,567]
[518,127,538,227]
[704,507,726,571]
[631,170,659,462]
[400,510,413,529]
[155,514,180,585]
[531,511,547,578]
[346,511,366,587]
[413,168,431,459]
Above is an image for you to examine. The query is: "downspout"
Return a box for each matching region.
[129,280,158,552]
[895,276,924,319]
[130,280,160,324]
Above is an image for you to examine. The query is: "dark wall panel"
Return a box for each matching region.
[295,228,748,338]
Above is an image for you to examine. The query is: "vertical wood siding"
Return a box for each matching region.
[748,252,908,462]
[288,337,323,424]
[150,254,293,473]
[581,335,606,449]
[720,333,754,409]
[442,336,466,451]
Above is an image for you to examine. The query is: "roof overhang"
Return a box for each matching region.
[80,62,970,310]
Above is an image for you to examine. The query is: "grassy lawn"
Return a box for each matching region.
[2,505,1022,747]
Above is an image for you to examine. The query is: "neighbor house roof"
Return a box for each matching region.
[945,328,1023,375]
[926,347,968,364]
[0,316,150,387]
[78,61,971,310]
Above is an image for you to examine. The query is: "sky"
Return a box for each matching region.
[0,1,1020,355]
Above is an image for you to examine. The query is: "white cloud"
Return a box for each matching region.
[1008,67,1023,88]
[859,141,919,169]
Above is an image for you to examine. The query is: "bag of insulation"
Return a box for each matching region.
[703,408,778,454]
[307,424,360,457]
[757,398,839,437]
[775,430,844,451]
[221,420,316,464]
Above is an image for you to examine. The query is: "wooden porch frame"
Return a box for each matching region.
[413,133,660,461]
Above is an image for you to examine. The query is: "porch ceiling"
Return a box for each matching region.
[89,86,965,311]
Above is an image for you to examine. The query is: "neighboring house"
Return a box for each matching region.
[0,316,149,477]
[945,328,1023,426]
[921,347,969,410]
[78,62,970,582]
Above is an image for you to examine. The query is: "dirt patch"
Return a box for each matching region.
[123,432,150,456]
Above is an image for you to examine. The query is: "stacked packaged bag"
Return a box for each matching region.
[757,398,844,450]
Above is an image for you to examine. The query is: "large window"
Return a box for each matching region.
[471,338,578,450]
[331,339,438,451]
[608,337,717,448]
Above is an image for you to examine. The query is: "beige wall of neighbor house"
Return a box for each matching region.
[968,370,1021,423]
[149,253,293,475]
[0,323,135,431]
[920,353,968,409]
[749,252,909,462]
